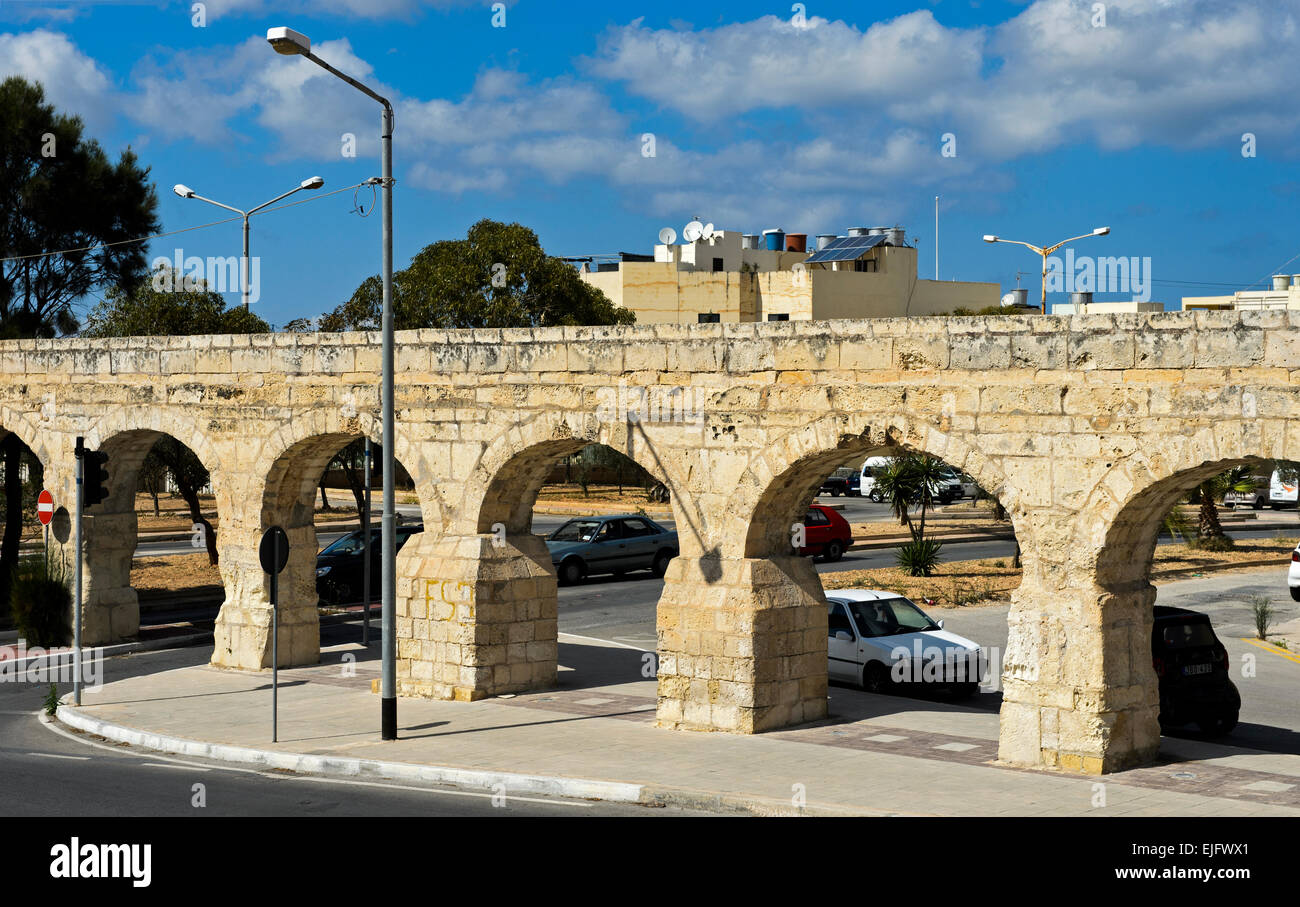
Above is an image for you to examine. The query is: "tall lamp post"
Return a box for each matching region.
[267,26,399,740]
[173,177,324,309]
[983,227,1110,314]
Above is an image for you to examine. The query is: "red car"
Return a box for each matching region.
[798,504,853,562]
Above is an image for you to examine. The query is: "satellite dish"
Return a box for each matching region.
[1000,293,1017,307]
[683,220,704,243]
[659,227,677,245]
[702,223,716,240]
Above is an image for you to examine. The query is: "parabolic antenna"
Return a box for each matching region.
[659,227,677,245]
[1000,293,1017,307]
[683,220,705,243]
[702,223,716,240]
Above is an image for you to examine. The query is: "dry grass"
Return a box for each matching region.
[131,553,221,594]
[847,518,1006,539]
[823,535,1300,609]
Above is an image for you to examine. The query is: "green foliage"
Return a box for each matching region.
[1162,505,1193,542]
[10,549,71,647]
[321,219,636,331]
[82,265,270,338]
[873,453,951,542]
[1188,534,1235,551]
[0,76,159,338]
[896,537,944,577]
[945,305,1018,316]
[1193,465,1255,542]
[567,445,650,497]
[1248,594,1274,640]
[43,683,59,716]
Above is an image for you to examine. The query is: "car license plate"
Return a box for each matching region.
[1183,663,1213,676]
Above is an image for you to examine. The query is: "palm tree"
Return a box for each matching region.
[874,454,950,576]
[1192,466,1256,545]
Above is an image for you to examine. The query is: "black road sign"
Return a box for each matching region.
[259,526,289,575]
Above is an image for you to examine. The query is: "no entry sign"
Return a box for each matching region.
[37,490,54,526]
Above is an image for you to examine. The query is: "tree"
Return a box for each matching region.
[86,270,268,565]
[1189,466,1256,549]
[874,454,950,576]
[0,76,159,610]
[320,219,635,331]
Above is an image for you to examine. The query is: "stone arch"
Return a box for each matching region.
[0,402,52,470]
[724,411,1015,560]
[1083,419,1288,592]
[455,410,687,538]
[78,406,226,645]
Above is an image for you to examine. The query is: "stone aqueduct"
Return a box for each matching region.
[1,309,1296,774]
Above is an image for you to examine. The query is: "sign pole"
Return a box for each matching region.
[362,438,371,646]
[271,548,278,744]
[73,439,84,707]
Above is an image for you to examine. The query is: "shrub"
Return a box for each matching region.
[9,551,71,648]
[1248,594,1274,641]
[43,683,60,716]
[896,537,943,577]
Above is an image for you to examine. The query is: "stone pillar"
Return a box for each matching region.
[79,510,141,644]
[998,577,1161,774]
[396,532,557,701]
[656,553,827,733]
[211,519,319,670]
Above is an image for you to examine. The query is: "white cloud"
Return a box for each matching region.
[0,29,116,134]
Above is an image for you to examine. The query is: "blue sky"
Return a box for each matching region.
[2,0,1298,327]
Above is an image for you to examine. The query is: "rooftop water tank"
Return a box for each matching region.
[785,233,807,253]
[885,227,905,246]
[1071,291,1093,309]
[742,234,761,250]
[816,234,838,250]
[763,229,786,251]
[847,227,871,237]
[1273,275,1290,291]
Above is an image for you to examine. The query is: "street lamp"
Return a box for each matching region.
[172,176,324,309]
[983,227,1110,314]
[267,25,399,741]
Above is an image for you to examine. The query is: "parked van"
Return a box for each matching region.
[1269,470,1298,509]
[860,457,890,502]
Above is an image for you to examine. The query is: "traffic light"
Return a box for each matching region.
[82,449,109,507]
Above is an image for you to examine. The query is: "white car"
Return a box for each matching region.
[1289,543,1300,601]
[826,589,985,696]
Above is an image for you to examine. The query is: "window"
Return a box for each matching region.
[713,257,724,272]
[620,518,654,537]
[803,509,830,526]
[767,313,790,322]
[697,312,721,323]
[854,259,877,272]
[828,602,854,638]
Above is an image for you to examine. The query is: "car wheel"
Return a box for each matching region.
[831,488,842,497]
[1198,712,1238,736]
[823,539,845,562]
[1253,497,1265,510]
[952,682,979,699]
[652,550,674,578]
[869,490,882,503]
[559,559,585,586]
[333,583,351,605]
[862,662,892,694]
[1291,587,1300,602]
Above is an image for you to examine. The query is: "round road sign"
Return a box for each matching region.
[37,489,54,526]
[259,525,290,575]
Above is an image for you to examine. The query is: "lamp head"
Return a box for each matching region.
[1094,226,1110,235]
[982,235,998,243]
[300,176,324,190]
[173,184,195,199]
[267,26,311,56]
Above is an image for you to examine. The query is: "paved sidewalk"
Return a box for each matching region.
[59,635,1300,817]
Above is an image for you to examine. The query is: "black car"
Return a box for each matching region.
[819,467,861,497]
[1152,606,1240,736]
[316,524,423,605]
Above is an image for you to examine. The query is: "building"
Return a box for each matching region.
[1051,294,1166,315]
[1182,275,1300,312]
[579,226,999,324]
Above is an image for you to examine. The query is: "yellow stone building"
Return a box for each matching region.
[580,228,999,324]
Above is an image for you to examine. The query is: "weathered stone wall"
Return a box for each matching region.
[1,309,1296,773]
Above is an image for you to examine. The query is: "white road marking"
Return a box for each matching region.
[559,632,648,652]
[27,751,90,761]
[141,762,210,771]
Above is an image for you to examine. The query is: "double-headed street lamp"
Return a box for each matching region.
[983,227,1110,314]
[266,26,399,741]
[173,176,324,309]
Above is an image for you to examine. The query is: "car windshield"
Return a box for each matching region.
[550,520,602,543]
[847,597,939,637]
[1159,620,1218,649]
[322,530,374,556]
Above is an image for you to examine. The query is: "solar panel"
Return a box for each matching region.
[804,233,885,264]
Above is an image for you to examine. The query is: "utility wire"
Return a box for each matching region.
[0,181,372,265]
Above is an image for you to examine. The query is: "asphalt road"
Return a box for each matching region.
[0,639,708,817]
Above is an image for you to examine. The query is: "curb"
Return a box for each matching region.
[55,703,647,804]
[50,704,886,816]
